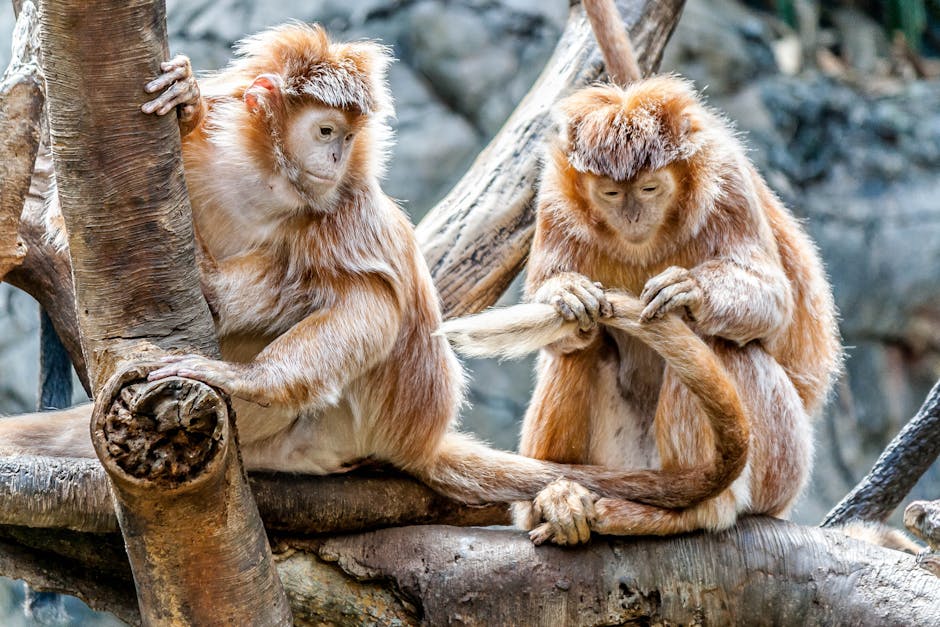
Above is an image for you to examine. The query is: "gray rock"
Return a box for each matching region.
[384,62,481,213]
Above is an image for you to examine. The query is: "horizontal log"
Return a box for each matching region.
[2,517,938,626]
[0,455,508,534]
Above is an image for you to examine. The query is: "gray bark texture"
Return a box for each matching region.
[1,518,939,626]
[0,0,41,282]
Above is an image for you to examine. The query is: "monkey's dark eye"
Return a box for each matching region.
[319,126,333,138]
[604,191,620,197]
[641,186,658,193]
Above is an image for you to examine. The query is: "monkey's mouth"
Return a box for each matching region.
[303,170,337,184]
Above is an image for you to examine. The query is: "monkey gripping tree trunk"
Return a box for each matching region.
[37,0,290,623]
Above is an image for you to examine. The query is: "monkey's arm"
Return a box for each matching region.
[141,54,206,137]
[149,275,402,409]
[641,247,793,345]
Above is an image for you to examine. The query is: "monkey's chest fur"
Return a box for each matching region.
[587,328,663,470]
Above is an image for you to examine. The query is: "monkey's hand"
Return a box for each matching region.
[147,355,270,407]
[528,479,597,546]
[534,272,613,332]
[640,266,703,322]
[141,55,203,135]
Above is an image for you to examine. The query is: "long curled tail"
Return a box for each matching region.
[435,291,750,508]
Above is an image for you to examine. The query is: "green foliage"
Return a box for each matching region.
[774,0,797,28]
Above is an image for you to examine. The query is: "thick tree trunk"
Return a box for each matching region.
[38,0,289,623]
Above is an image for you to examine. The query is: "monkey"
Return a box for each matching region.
[838,521,923,555]
[441,75,842,544]
[0,24,763,510]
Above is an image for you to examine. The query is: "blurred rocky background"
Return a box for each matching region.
[1,0,939,622]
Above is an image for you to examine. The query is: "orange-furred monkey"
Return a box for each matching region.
[443,75,841,544]
[0,25,762,510]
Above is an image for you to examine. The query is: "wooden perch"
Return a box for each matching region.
[0,1,42,282]
[38,0,289,623]
[905,500,940,577]
[822,378,940,527]
[416,0,684,317]
[0,455,508,534]
[1,517,938,626]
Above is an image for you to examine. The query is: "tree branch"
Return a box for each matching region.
[0,455,507,534]
[2,518,938,625]
[416,0,685,317]
[0,0,42,282]
[823,378,940,527]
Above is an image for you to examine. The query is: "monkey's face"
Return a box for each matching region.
[584,168,678,244]
[283,103,359,198]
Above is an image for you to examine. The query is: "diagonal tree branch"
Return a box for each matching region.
[823,378,940,527]
[0,0,42,282]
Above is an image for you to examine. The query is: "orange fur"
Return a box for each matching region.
[6,25,767,511]
[517,76,840,540]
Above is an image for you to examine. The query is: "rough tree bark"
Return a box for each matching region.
[1,518,938,626]
[0,0,41,282]
[38,0,289,624]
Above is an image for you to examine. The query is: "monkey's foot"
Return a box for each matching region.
[529,479,597,546]
[141,54,200,119]
[640,266,702,322]
[147,355,270,406]
[535,272,612,332]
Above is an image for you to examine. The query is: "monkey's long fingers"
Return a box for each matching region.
[569,283,602,324]
[564,490,591,544]
[529,523,555,546]
[640,280,699,322]
[590,281,614,317]
[142,79,198,116]
[640,266,690,304]
[144,55,191,94]
[552,292,580,324]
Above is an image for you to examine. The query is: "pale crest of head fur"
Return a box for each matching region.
[200,22,396,203]
[554,75,707,181]
[222,22,394,119]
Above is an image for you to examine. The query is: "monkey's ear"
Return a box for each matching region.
[244,73,283,115]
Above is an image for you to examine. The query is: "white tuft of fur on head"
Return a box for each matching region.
[437,303,575,359]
